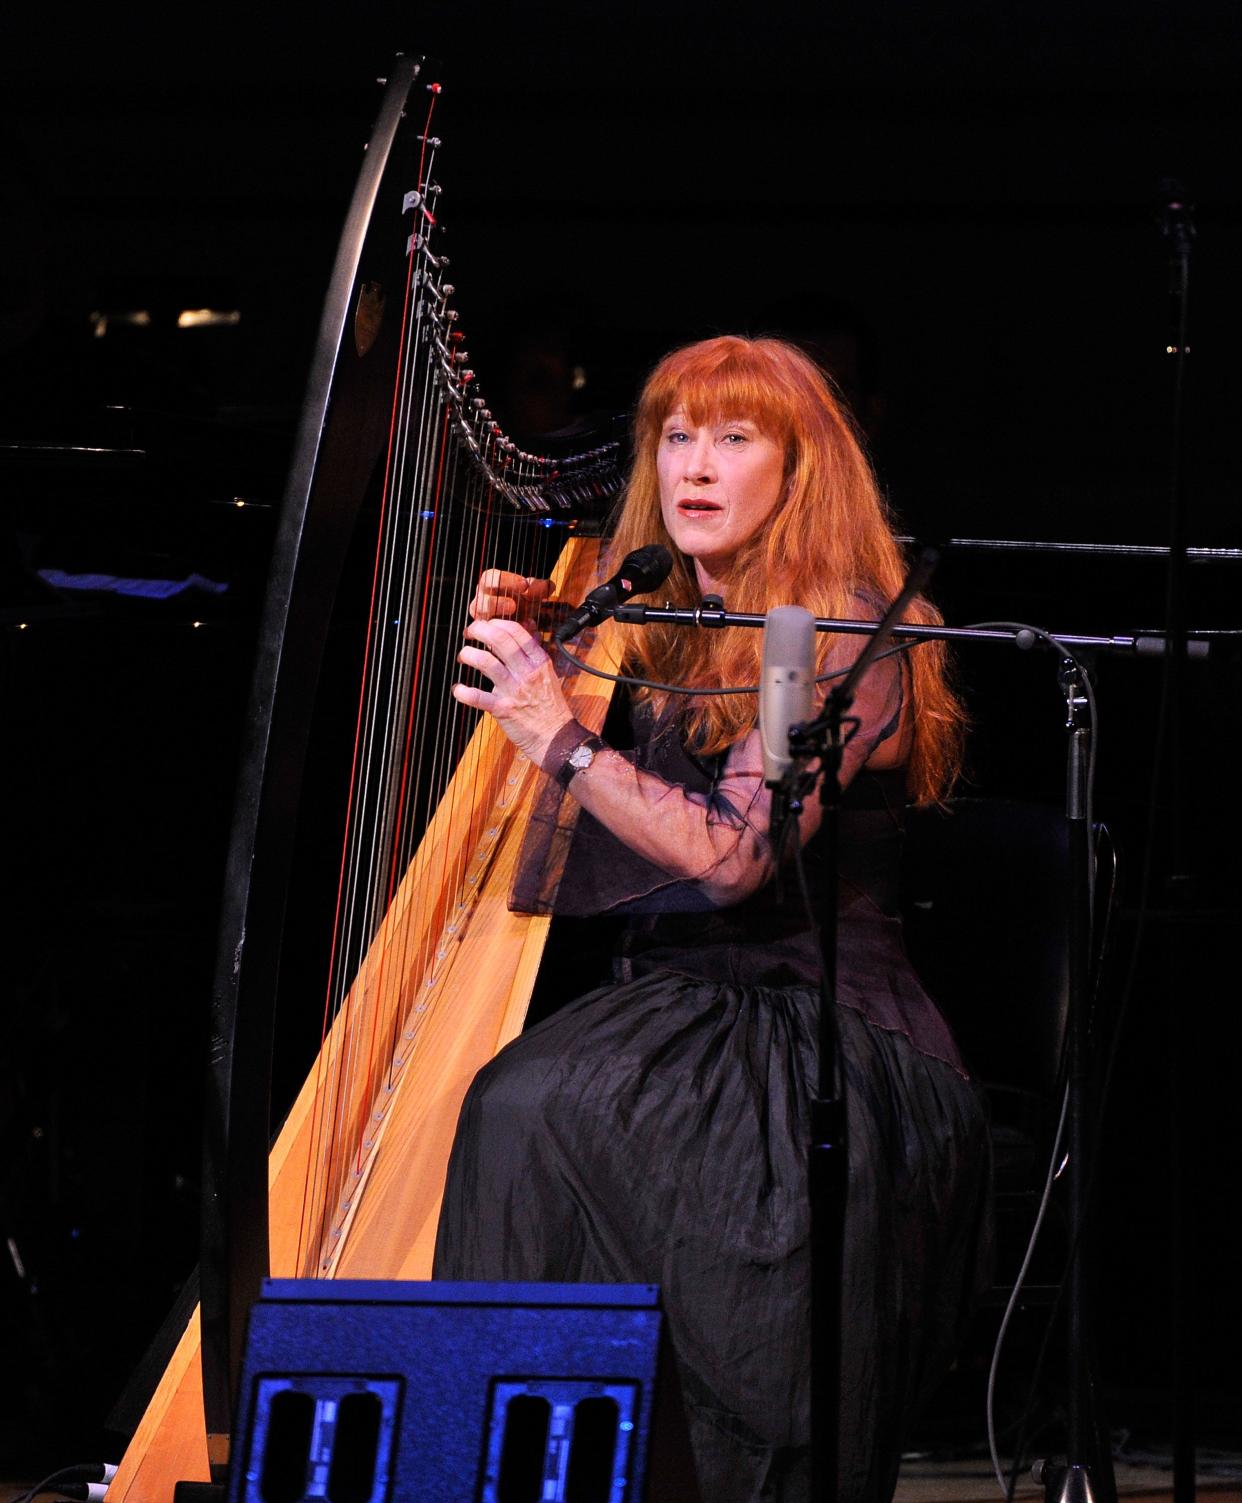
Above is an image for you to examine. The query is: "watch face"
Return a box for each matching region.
[569,743,594,769]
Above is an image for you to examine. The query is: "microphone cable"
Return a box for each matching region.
[10,1463,118,1503]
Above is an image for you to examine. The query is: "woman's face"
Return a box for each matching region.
[655,411,787,593]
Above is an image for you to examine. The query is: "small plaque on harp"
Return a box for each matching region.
[354,280,386,356]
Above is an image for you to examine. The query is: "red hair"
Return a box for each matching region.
[606,335,963,804]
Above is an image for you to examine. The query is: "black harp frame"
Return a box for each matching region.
[198,58,424,1463]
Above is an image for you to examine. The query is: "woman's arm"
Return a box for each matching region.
[454,608,906,908]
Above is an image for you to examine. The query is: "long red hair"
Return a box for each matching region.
[605,335,963,804]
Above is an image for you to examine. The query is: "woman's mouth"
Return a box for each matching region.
[677,499,723,518]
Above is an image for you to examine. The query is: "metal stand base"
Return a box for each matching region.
[1035,1460,1097,1503]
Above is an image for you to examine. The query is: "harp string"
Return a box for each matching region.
[353,402,466,1170]
[328,391,457,1221]
[289,75,618,1275]
[292,93,444,1275]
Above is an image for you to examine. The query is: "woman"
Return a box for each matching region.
[434,336,991,1503]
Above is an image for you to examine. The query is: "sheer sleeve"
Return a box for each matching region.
[511,627,907,918]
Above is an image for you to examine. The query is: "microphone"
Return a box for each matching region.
[759,605,816,789]
[553,544,673,643]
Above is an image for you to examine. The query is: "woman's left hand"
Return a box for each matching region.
[453,617,575,764]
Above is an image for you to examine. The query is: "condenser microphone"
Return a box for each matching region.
[759,605,816,789]
[553,544,674,643]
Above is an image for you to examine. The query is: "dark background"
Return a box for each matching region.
[1,0,1239,1485]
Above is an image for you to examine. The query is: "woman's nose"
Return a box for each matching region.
[683,433,715,480]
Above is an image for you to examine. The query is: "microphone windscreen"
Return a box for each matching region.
[760,605,816,787]
[616,544,673,597]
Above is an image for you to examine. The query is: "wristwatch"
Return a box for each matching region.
[556,732,605,790]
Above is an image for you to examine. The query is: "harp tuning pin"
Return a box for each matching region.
[445,308,458,321]
[428,82,443,94]
[429,181,443,195]
[471,396,486,408]
[442,283,455,296]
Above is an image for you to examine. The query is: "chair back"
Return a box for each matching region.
[901,796,1084,1101]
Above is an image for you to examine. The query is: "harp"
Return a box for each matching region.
[106,57,628,1499]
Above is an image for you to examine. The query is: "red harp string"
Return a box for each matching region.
[288,80,606,1279]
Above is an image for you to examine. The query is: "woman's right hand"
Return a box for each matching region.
[469,568,553,625]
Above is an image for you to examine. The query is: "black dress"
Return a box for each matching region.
[433,677,992,1503]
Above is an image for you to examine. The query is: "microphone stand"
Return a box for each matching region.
[1158,175,1197,1503]
[783,548,941,1503]
[605,590,1214,1503]
[1031,650,1103,1503]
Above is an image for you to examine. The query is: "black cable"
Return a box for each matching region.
[995,608,1187,1500]
[10,1463,116,1503]
[553,633,922,698]
[960,625,1104,1503]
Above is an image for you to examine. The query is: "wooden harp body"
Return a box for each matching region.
[107,58,628,1499]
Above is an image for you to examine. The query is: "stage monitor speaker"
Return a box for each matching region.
[225,1278,701,1503]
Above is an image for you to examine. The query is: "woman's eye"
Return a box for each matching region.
[721,431,747,445]
[665,430,688,444]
